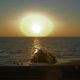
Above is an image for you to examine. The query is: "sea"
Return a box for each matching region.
[0,37,80,66]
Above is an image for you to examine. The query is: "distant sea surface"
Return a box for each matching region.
[0,37,80,66]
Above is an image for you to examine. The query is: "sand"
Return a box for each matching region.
[0,60,80,80]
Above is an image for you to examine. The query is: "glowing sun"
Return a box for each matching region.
[20,13,54,37]
[32,22,42,34]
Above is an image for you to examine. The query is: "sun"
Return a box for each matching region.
[31,22,42,34]
[20,13,54,37]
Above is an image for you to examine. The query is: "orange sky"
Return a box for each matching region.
[0,0,80,37]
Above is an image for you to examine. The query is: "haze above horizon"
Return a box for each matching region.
[0,0,80,37]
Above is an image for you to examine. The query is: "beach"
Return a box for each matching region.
[0,62,80,80]
[0,37,80,80]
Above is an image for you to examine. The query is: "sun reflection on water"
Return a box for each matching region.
[33,39,41,49]
[29,39,42,58]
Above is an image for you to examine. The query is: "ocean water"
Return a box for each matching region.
[0,37,80,66]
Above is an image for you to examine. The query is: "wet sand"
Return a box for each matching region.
[0,61,80,80]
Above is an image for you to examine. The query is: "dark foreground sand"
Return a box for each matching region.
[0,61,80,80]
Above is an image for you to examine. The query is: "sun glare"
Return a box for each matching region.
[20,13,54,37]
[32,22,42,34]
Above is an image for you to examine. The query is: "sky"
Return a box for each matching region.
[0,0,80,37]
